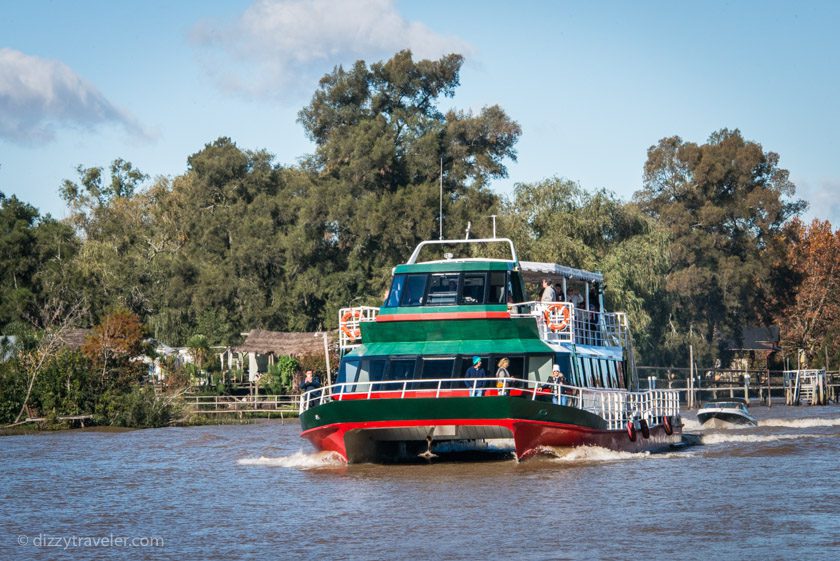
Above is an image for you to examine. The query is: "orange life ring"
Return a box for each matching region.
[543,304,571,332]
[340,309,362,340]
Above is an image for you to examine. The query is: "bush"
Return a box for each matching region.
[264,355,298,394]
[96,385,177,428]
[0,360,27,424]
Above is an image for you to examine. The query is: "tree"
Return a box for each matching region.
[500,178,670,358]
[634,129,805,364]
[776,219,840,366]
[81,309,144,390]
[297,50,520,318]
[0,193,79,331]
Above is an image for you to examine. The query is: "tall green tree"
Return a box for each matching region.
[500,178,670,358]
[634,129,805,364]
[298,50,520,311]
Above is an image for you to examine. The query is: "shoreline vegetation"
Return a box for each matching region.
[2,50,839,431]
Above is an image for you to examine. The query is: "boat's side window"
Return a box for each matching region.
[426,273,460,305]
[339,359,361,392]
[489,271,506,304]
[527,355,552,388]
[384,275,406,307]
[361,359,387,391]
[389,358,416,382]
[616,362,625,388]
[607,360,618,388]
[420,358,456,388]
[400,274,427,306]
[507,271,525,303]
[460,273,487,305]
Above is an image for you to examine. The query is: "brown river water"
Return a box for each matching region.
[2,405,839,561]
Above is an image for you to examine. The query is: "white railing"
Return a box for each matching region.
[509,302,628,348]
[299,376,680,430]
[338,306,379,351]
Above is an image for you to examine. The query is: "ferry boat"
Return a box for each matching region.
[299,238,682,462]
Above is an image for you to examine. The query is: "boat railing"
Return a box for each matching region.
[299,376,680,429]
[508,301,628,347]
[338,306,379,351]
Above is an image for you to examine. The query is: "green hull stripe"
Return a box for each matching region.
[349,339,552,356]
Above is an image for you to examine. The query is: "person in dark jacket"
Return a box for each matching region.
[465,356,487,397]
[300,370,322,406]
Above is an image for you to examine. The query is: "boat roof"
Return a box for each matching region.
[519,261,603,284]
[403,238,603,283]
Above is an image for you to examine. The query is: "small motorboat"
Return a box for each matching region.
[697,398,757,427]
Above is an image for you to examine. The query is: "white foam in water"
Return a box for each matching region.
[758,417,840,429]
[237,450,346,469]
[542,445,686,463]
[700,432,827,445]
[681,418,703,431]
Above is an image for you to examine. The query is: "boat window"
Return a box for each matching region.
[421,358,455,379]
[361,358,387,392]
[582,358,594,387]
[389,358,416,382]
[554,354,574,384]
[460,273,487,305]
[489,271,506,304]
[607,360,618,388]
[338,359,361,392]
[426,273,460,305]
[400,274,427,306]
[384,275,405,307]
[528,355,552,387]
[616,362,625,388]
[507,271,525,303]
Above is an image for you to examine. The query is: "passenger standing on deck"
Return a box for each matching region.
[541,279,556,302]
[465,356,487,397]
[495,357,510,395]
[546,364,565,405]
[300,369,321,406]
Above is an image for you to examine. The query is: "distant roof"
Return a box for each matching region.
[727,326,781,352]
[519,261,603,284]
[235,330,336,356]
[56,328,92,350]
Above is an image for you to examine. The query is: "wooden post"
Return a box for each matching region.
[323,332,332,387]
[766,369,771,407]
[688,345,694,409]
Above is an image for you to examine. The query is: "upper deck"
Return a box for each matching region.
[338,237,629,355]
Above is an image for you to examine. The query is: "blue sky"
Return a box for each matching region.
[1,0,838,225]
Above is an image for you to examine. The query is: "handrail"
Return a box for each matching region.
[406,238,518,264]
[298,376,680,429]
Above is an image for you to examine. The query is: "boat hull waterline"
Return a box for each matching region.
[301,397,682,462]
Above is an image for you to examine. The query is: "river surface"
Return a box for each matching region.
[2,405,839,561]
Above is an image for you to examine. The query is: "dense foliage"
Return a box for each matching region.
[1,49,837,427]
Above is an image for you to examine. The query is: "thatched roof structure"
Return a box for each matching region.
[235,330,336,356]
[57,328,92,350]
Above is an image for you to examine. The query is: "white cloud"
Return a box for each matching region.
[797,178,840,226]
[191,0,472,99]
[0,48,148,144]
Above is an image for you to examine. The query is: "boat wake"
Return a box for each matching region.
[758,417,840,429]
[700,432,832,445]
[237,451,346,469]
[539,445,686,463]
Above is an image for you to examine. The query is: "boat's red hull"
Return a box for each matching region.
[302,417,680,462]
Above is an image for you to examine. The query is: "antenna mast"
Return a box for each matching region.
[439,156,443,240]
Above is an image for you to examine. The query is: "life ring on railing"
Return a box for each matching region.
[663,415,674,435]
[639,419,650,439]
[340,309,362,340]
[543,304,571,332]
[626,421,637,442]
